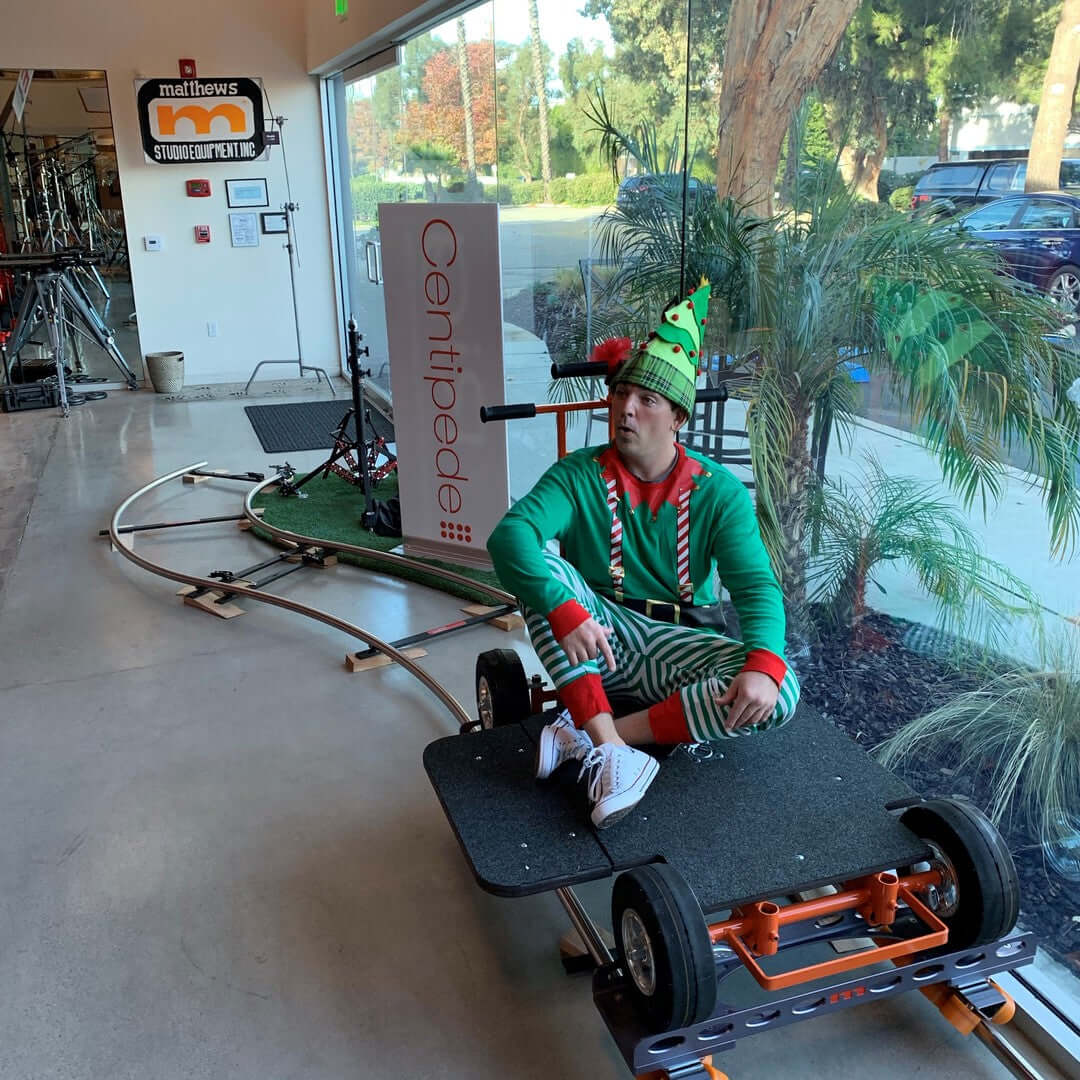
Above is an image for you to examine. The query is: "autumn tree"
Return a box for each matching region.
[1027,0,1080,192]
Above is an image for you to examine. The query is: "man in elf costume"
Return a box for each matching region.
[487,280,800,829]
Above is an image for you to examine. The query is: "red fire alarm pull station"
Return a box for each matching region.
[179,58,197,78]
[186,179,211,198]
[194,225,211,244]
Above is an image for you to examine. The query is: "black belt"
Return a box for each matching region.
[615,596,728,633]
[616,597,682,624]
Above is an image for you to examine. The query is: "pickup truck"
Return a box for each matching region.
[911,158,1080,213]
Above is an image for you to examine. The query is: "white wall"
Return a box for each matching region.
[306,0,456,74]
[2,0,339,385]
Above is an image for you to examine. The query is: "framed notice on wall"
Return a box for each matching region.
[134,77,266,164]
[378,203,509,570]
[228,213,259,247]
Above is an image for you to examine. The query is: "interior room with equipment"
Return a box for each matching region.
[0,68,142,400]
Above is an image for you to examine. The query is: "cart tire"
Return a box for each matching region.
[900,797,1019,950]
[474,649,530,730]
[612,863,716,1032]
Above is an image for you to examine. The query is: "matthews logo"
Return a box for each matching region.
[136,77,265,164]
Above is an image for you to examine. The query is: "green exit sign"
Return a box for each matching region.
[335,0,348,15]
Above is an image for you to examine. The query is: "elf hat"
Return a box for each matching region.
[605,278,711,416]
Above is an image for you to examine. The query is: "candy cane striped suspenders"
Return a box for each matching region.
[606,472,694,604]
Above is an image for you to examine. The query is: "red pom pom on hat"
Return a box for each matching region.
[589,336,633,376]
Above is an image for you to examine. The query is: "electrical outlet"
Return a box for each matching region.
[207,321,218,338]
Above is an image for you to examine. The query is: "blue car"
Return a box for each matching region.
[956,191,1080,312]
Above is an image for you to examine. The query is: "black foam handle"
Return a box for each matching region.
[480,403,538,422]
[551,361,601,379]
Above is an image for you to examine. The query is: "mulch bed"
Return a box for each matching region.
[795,609,1080,976]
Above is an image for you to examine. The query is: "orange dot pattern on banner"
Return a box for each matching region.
[439,520,474,543]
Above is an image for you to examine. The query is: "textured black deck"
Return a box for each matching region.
[423,706,930,910]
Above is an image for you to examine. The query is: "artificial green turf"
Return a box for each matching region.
[251,470,506,605]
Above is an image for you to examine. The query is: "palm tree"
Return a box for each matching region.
[807,454,1043,651]
[527,0,553,202]
[586,100,1080,645]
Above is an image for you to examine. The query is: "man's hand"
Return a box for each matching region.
[558,618,616,672]
[714,671,779,733]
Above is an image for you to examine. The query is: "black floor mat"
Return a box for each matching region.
[244,400,394,453]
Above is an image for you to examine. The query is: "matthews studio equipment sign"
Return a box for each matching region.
[135,77,265,164]
[379,202,509,569]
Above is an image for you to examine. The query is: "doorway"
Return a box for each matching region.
[0,69,143,392]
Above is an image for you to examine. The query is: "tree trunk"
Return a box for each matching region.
[771,401,815,644]
[937,109,950,162]
[456,19,477,187]
[854,94,886,201]
[1027,0,1080,193]
[716,0,860,216]
[528,0,553,201]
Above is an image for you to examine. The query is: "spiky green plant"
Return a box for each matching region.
[583,97,1080,644]
[807,455,1044,652]
[876,630,1080,853]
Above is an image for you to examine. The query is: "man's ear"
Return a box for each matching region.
[673,407,688,431]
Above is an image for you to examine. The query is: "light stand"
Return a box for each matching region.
[243,114,335,395]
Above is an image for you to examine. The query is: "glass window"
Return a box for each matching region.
[1059,159,1080,188]
[985,162,1019,192]
[919,164,983,188]
[962,201,1021,230]
[1015,199,1076,230]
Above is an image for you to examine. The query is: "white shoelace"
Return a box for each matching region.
[578,746,610,803]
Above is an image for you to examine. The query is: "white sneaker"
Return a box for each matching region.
[578,744,659,829]
[535,711,594,780]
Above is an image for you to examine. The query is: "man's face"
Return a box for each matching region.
[611,381,684,461]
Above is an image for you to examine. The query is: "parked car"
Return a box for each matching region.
[954,191,1080,311]
[910,158,1080,213]
[616,174,716,212]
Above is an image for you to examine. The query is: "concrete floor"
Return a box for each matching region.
[0,387,1052,1079]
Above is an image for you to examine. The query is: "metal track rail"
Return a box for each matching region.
[109,461,472,729]
[241,474,516,607]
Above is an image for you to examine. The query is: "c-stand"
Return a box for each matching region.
[292,317,396,500]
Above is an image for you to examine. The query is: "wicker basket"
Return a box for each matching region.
[145,351,184,393]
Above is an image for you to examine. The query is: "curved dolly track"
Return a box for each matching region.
[241,473,516,607]
[109,461,478,729]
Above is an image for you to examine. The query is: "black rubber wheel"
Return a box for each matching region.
[474,649,530,730]
[1048,264,1080,313]
[900,796,1020,951]
[611,863,716,1033]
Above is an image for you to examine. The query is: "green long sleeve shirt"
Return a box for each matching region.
[487,443,788,673]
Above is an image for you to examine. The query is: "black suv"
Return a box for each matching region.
[911,158,1080,213]
[616,174,717,212]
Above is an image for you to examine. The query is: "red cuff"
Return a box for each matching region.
[547,599,591,640]
[559,674,611,729]
[742,649,787,688]
[647,694,692,744]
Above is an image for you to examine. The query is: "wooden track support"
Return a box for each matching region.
[237,507,265,531]
[461,603,525,632]
[176,584,246,619]
[345,646,427,673]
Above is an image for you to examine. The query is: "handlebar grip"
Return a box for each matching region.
[551,361,602,379]
[480,403,538,423]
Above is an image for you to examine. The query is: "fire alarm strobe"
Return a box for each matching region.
[186,179,211,198]
[178,58,197,78]
[194,225,211,244]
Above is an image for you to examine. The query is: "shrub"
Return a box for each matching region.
[350,176,424,223]
[877,629,1080,858]
[889,186,915,211]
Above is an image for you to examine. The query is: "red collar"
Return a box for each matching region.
[596,443,704,515]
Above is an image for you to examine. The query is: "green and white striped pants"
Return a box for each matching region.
[523,553,800,743]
